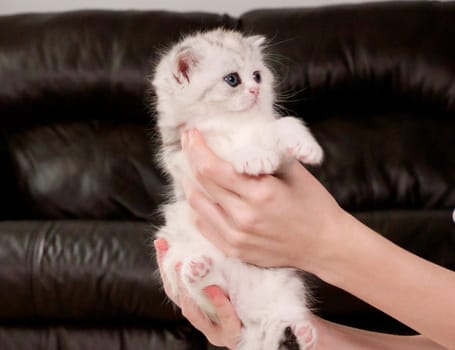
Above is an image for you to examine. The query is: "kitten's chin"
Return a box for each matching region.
[232,98,260,113]
[246,99,264,113]
[229,105,256,114]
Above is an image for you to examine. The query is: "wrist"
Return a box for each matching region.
[303,208,368,286]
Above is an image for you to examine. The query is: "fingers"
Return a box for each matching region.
[176,283,241,349]
[182,129,288,211]
[181,176,245,222]
[181,129,254,199]
[153,238,180,305]
[181,179,231,249]
[154,238,168,263]
[153,238,168,282]
[182,179,258,258]
[174,264,212,331]
[204,285,242,338]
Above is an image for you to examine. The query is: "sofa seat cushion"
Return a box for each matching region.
[0,220,179,323]
[1,209,453,334]
[0,325,206,350]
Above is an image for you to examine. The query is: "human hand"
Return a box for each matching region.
[154,238,242,349]
[180,129,347,275]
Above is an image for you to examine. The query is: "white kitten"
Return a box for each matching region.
[152,29,323,350]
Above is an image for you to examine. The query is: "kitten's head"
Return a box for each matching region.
[152,29,275,122]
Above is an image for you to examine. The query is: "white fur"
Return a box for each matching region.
[152,29,322,350]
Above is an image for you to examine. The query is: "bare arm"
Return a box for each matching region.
[318,213,455,350]
[315,318,446,350]
[180,129,455,349]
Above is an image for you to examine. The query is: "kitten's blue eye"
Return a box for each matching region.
[253,71,261,83]
[224,73,241,87]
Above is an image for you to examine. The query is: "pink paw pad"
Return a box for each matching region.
[183,255,212,284]
[294,321,316,349]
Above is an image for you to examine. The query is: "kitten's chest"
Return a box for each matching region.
[193,119,267,159]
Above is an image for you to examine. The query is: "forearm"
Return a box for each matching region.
[315,317,446,350]
[310,211,455,349]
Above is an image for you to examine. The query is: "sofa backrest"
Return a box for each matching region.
[0,11,238,220]
[241,2,455,213]
[0,2,453,221]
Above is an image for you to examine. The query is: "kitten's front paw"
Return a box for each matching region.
[288,141,324,165]
[232,147,280,176]
[280,321,316,350]
[274,117,324,165]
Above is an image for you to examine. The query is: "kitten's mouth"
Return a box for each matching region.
[248,97,258,109]
[232,96,259,113]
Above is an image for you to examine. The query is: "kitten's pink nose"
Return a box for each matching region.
[249,87,259,97]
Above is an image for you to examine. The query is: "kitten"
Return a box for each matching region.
[151,29,323,350]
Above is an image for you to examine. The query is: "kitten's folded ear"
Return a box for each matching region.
[247,35,266,49]
[173,46,199,85]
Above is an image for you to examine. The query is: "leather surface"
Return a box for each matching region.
[0,2,454,349]
[0,326,206,350]
[241,1,455,213]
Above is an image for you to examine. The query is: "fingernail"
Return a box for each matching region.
[204,285,222,300]
[154,238,168,253]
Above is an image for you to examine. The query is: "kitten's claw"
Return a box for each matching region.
[232,148,280,176]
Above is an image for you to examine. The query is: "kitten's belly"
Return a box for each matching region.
[159,200,218,249]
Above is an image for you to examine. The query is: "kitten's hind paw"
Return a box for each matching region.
[181,255,213,285]
[280,321,316,350]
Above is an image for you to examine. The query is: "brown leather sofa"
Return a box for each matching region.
[0,1,454,349]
